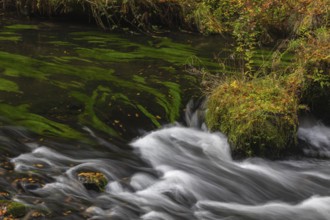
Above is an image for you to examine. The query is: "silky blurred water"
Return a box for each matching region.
[2,114,330,220]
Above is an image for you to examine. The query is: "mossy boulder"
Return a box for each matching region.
[206,76,301,157]
[78,172,108,192]
[0,200,27,218]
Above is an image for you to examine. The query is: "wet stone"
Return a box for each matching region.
[0,200,27,218]
[0,192,10,200]
[77,172,107,192]
[12,177,45,192]
[0,161,14,171]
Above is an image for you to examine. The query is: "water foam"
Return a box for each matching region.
[9,125,330,219]
[298,118,330,157]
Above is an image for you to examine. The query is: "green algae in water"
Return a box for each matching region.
[71,89,119,138]
[0,27,201,137]
[0,78,20,93]
[74,39,217,68]
[75,42,196,65]
[136,104,161,127]
[106,75,181,123]
[0,35,22,42]
[51,79,84,89]
[48,41,77,47]
[0,51,48,80]
[163,81,181,122]
[45,55,92,64]
[0,51,115,85]
[110,92,164,128]
[70,32,134,46]
[70,78,181,132]
[133,75,146,84]
[4,24,39,30]
[39,62,115,82]
[0,31,22,42]
[0,50,182,126]
[72,31,198,66]
[0,104,84,140]
[0,31,19,35]
[160,66,176,73]
[75,47,141,63]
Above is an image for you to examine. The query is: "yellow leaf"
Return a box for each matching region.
[230,80,238,88]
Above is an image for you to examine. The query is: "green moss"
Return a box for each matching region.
[206,77,300,157]
[0,200,27,218]
[7,201,27,217]
[78,172,108,192]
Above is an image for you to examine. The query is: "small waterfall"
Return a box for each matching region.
[298,117,330,158]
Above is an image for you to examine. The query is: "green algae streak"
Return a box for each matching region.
[0,78,20,93]
[0,104,84,140]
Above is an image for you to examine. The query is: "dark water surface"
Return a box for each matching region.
[0,18,330,220]
[0,18,221,140]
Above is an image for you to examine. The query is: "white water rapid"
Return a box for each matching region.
[8,115,330,219]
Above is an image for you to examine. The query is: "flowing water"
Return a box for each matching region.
[0,18,330,220]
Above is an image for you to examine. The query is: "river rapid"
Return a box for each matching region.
[0,18,330,220]
[2,109,330,220]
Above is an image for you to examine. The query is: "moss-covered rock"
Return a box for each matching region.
[0,200,27,218]
[206,76,301,157]
[78,172,108,192]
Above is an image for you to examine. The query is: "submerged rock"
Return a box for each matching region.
[13,176,45,192]
[78,172,108,192]
[0,200,27,218]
